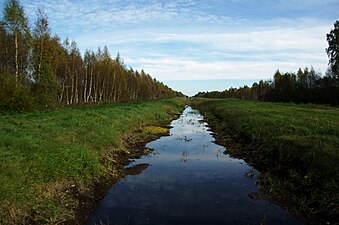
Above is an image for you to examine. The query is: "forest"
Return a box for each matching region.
[0,0,182,113]
[195,21,339,105]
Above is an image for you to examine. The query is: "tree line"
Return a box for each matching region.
[0,0,182,112]
[195,21,339,105]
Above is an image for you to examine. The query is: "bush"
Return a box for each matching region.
[0,72,34,113]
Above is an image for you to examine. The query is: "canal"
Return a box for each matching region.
[86,106,304,225]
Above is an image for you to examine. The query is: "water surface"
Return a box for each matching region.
[86,106,304,225]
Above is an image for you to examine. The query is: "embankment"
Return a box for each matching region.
[0,98,185,225]
[192,98,339,225]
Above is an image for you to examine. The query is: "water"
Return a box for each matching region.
[86,106,304,225]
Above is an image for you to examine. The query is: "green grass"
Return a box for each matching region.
[192,98,339,224]
[0,98,185,224]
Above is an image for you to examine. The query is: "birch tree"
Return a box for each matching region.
[32,9,59,107]
[2,0,30,85]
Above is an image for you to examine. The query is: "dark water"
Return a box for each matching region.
[86,106,304,225]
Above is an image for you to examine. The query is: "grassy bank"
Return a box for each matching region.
[192,98,339,225]
[0,98,185,224]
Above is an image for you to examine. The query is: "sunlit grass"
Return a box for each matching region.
[0,98,185,224]
[192,98,339,224]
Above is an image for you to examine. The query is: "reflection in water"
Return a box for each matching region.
[124,163,149,176]
[86,106,304,225]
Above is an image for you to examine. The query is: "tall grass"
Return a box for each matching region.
[0,98,185,224]
[192,98,339,224]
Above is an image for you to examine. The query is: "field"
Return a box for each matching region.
[0,98,185,224]
[192,98,339,224]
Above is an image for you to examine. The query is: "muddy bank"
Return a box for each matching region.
[68,121,180,225]
[26,133,159,225]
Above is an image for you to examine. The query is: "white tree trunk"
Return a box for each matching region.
[15,34,18,86]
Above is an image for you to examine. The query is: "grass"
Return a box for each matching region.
[192,98,339,225]
[0,98,185,224]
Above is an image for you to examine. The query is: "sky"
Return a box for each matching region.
[1,0,338,96]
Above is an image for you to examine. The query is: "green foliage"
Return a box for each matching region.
[194,21,339,106]
[31,9,59,108]
[33,63,60,108]
[193,98,339,224]
[195,66,339,105]
[0,98,185,224]
[2,0,29,35]
[1,0,31,79]
[0,1,182,112]
[326,20,339,79]
[0,71,33,112]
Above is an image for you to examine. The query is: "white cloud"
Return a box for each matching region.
[149,25,329,52]
[17,0,334,82]
[124,57,327,81]
[22,0,237,34]
[73,23,329,52]
[72,24,329,80]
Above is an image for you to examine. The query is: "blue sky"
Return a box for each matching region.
[1,0,338,96]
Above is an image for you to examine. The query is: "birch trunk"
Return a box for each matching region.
[87,66,93,102]
[37,37,44,81]
[83,68,88,102]
[14,34,18,86]
[59,81,65,103]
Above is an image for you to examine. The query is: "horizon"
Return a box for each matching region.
[165,79,259,96]
[1,0,338,95]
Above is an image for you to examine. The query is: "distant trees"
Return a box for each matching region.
[195,21,339,105]
[0,0,181,112]
[195,67,338,105]
[325,21,339,106]
[326,21,339,82]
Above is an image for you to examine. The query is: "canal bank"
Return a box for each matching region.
[191,98,339,225]
[0,98,186,225]
[85,106,304,225]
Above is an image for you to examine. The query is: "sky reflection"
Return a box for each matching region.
[86,106,304,225]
